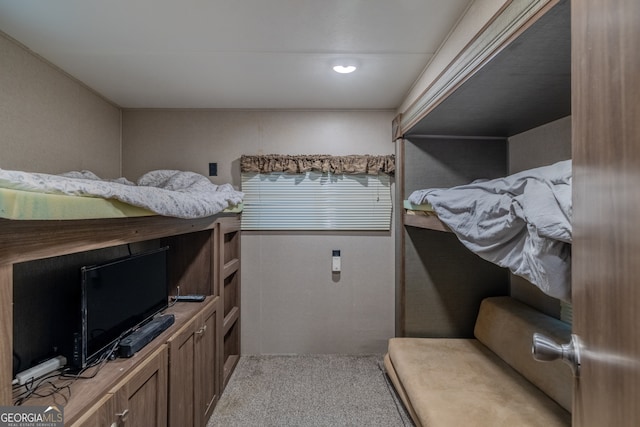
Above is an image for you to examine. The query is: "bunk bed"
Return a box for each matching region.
[389,0,572,424]
[395,0,571,337]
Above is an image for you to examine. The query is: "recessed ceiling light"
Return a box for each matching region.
[333,65,357,74]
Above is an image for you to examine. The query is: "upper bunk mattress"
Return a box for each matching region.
[0,168,244,220]
[0,187,155,220]
[407,160,572,302]
[403,200,434,214]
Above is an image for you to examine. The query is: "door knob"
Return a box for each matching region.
[532,333,582,377]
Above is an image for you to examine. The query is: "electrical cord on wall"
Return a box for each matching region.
[167,285,181,308]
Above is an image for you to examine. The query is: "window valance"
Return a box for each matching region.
[240,154,395,176]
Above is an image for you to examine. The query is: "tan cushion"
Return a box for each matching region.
[388,338,570,427]
[474,296,573,412]
[384,353,422,427]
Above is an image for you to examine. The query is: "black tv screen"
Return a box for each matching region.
[80,246,169,367]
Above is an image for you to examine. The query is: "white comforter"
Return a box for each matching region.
[408,160,572,302]
[0,168,244,219]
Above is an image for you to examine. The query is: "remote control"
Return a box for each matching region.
[172,295,206,302]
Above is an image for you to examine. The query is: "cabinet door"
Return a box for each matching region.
[68,390,126,427]
[71,345,167,427]
[194,300,218,427]
[168,317,197,427]
[119,345,168,427]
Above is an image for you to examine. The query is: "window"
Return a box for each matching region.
[241,171,392,231]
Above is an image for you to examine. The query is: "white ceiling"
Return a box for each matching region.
[0,0,471,109]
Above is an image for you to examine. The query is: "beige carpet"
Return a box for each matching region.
[208,354,413,427]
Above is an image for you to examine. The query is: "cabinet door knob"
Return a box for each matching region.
[196,324,207,335]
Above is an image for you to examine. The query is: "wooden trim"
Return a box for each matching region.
[222,258,240,279]
[403,213,451,233]
[223,307,240,335]
[0,263,11,406]
[0,214,239,264]
[222,355,239,386]
[395,139,406,337]
[392,113,403,141]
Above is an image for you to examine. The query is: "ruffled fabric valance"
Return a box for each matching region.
[240,154,395,176]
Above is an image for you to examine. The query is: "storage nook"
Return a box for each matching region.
[0,213,241,427]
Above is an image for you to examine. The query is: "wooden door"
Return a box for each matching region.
[572,0,640,425]
[121,345,168,427]
[69,391,125,427]
[194,300,218,427]
[168,318,196,427]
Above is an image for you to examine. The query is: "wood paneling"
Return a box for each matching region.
[0,215,228,264]
[164,231,213,296]
[168,319,196,427]
[194,300,218,427]
[572,0,640,425]
[218,217,241,387]
[0,263,11,406]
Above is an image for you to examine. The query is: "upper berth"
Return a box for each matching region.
[0,168,243,221]
[395,0,570,139]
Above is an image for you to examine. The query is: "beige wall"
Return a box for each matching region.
[122,109,396,354]
[508,115,572,174]
[0,33,121,177]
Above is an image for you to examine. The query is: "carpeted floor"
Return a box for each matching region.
[208,354,413,427]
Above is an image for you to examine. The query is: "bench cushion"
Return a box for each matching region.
[387,337,570,426]
[474,297,573,412]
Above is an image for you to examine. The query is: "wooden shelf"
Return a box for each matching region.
[222,258,240,279]
[223,306,240,335]
[216,216,241,390]
[403,213,451,233]
[0,213,236,265]
[15,297,216,425]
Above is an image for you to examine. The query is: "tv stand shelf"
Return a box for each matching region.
[0,213,241,427]
[16,298,213,425]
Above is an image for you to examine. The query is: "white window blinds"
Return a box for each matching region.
[241,172,392,231]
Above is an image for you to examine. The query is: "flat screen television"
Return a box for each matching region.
[78,246,169,368]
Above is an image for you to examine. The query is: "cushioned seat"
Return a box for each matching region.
[385,297,572,427]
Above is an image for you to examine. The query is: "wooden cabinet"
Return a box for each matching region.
[1,213,241,424]
[195,300,219,426]
[70,393,122,427]
[70,345,168,427]
[168,298,219,427]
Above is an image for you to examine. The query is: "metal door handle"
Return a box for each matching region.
[532,333,582,377]
[115,408,129,424]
